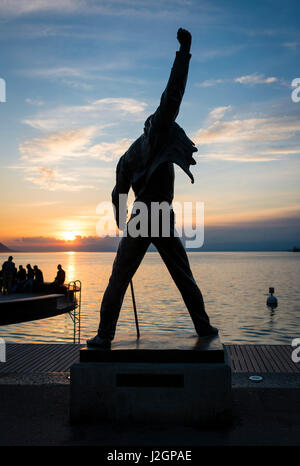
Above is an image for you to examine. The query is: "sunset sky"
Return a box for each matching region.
[0,0,299,250]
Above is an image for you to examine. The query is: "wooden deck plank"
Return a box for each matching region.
[252,345,274,372]
[3,344,71,373]
[277,345,300,373]
[244,345,258,371]
[262,345,283,372]
[226,345,248,372]
[20,345,69,372]
[1,344,300,374]
[274,346,300,372]
[228,345,245,371]
[266,345,292,373]
[238,345,253,372]
[233,345,246,372]
[22,344,80,373]
[1,344,45,372]
[244,345,262,372]
[248,345,268,372]
[55,350,82,371]
[44,345,80,372]
[1,344,60,373]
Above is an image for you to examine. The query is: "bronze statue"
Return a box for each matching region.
[88,28,218,348]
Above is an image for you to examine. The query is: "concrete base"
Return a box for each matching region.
[70,334,232,426]
[70,361,232,426]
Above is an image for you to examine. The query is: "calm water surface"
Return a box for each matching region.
[0,251,299,344]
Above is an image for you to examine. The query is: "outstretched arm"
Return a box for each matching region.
[149,28,192,132]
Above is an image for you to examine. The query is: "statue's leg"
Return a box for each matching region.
[98,235,150,340]
[153,235,211,332]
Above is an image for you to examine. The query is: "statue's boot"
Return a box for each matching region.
[196,324,218,337]
[86,334,111,349]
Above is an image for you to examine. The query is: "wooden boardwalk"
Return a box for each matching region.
[226,344,300,373]
[0,344,299,374]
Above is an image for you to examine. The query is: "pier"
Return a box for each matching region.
[0,281,82,342]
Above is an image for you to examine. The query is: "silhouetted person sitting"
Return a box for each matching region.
[12,265,27,292]
[1,256,15,294]
[33,265,44,291]
[87,28,218,348]
[50,264,66,292]
[24,264,34,292]
[54,264,65,286]
[17,265,26,282]
[27,264,34,280]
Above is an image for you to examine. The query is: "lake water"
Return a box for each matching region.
[0,251,299,344]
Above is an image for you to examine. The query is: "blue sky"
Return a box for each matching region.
[0,0,299,249]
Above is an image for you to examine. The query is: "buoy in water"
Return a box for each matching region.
[267,287,278,309]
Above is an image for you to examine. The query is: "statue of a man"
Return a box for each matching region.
[88,28,218,348]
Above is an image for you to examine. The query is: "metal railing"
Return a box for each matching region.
[67,280,82,344]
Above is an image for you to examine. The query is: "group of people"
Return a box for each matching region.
[0,256,66,295]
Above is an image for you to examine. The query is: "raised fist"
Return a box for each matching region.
[177,28,192,50]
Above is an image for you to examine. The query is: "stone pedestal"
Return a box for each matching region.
[70,333,232,426]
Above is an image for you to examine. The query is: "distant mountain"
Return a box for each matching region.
[0,242,14,252]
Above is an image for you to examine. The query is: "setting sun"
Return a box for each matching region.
[62,231,81,242]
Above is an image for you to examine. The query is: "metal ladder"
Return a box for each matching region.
[67,280,82,344]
